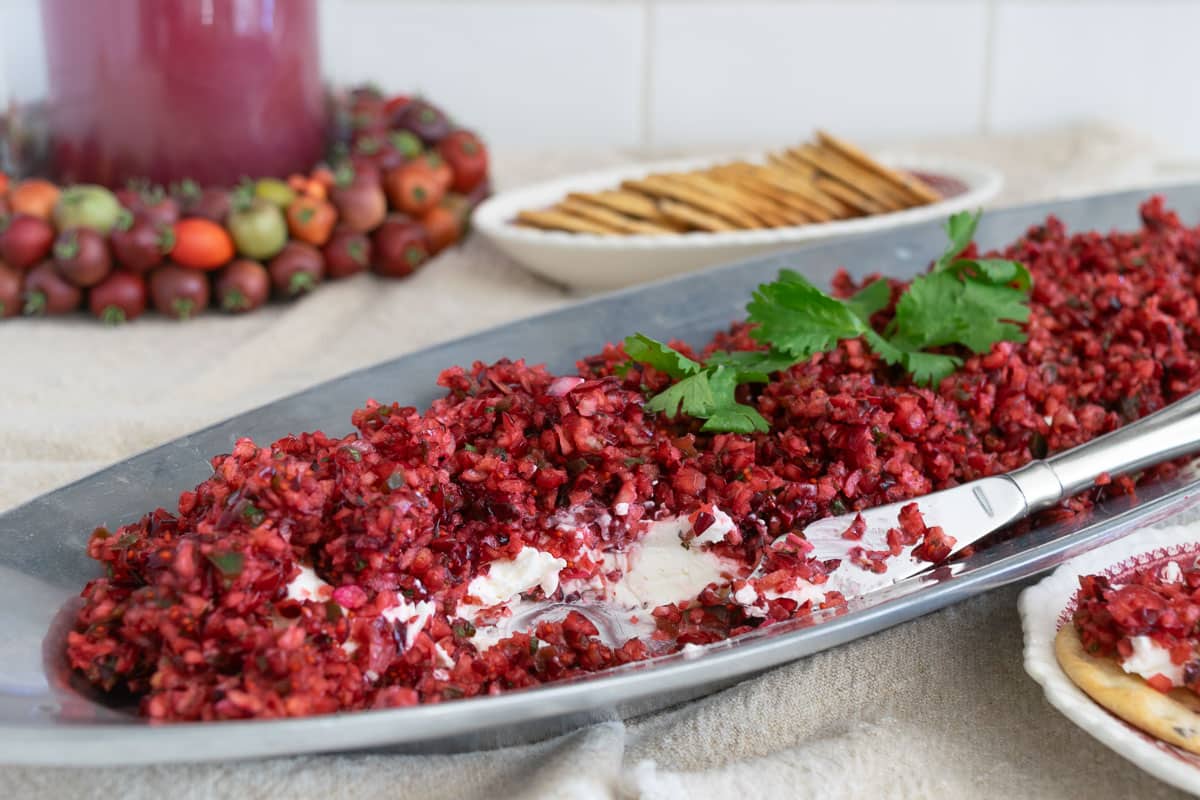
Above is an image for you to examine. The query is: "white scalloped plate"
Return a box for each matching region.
[1021,525,1200,795]
[474,153,1003,291]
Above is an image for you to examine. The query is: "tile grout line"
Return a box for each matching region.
[639,0,656,153]
[978,0,997,135]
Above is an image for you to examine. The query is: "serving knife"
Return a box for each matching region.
[798,388,1200,599]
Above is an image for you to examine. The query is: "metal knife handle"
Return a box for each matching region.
[1008,390,1200,512]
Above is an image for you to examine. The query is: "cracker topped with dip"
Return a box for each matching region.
[1058,559,1200,753]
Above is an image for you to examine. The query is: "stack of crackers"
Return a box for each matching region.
[515,131,942,236]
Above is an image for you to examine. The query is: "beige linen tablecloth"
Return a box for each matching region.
[2,123,1197,799]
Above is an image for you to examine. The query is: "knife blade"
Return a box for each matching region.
[799,387,1200,599]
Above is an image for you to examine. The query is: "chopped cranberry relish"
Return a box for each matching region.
[1073,561,1200,693]
[67,198,1200,719]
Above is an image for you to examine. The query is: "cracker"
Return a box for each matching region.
[767,152,817,180]
[735,201,793,227]
[672,172,790,227]
[768,172,857,218]
[568,191,675,225]
[816,129,941,205]
[656,200,737,232]
[711,168,829,223]
[737,195,807,227]
[809,144,915,210]
[748,165,852,218]
[790,145,910,211]
[814,176,887,215]
[702,171,812,225]
[760,200,814,226]
[622,176,762,229]
[557,198,674,235]
[1055,624,1200,755]
[516,209,620,235]
[517,132,941,236]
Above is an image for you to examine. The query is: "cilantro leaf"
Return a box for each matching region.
[644,372,714,418]
[623,333,702,378]
[699,366,769,433]
[702,404,770,434]
[740,212,1029,388]
[936,210,980,271]
[899,350,963,386]
[746,270,868,358]
[704,348,797,383]
[860,329,906,367]
[956,258,1033,291]
[843,278,891,323]
[891,261,1031,355]
[626,338,772,433]
[626,210,1030,426]
[641,365,769,433]
[865,323,962,385]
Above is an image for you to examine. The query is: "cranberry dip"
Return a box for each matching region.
[67,198,1200,720]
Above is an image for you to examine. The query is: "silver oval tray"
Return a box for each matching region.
[4,183,1200,765]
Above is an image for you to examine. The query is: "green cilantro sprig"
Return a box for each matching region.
[624,211,1031,433]
[624,334,774,434]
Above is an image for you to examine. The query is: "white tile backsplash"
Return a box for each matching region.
[3,0,1200,157]
[0,0,48,103]
[990,1,1200,157]
[648,1,989,150]
[319,0,645,148]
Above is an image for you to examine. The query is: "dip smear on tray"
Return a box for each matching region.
[67,197,1200,720]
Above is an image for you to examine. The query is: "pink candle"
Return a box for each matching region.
[41,0,325,188]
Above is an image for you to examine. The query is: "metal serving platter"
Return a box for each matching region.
[5,183,1200,766]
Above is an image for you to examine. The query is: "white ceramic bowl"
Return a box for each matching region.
[1021,525,1200,795]
[474,153,1004,292]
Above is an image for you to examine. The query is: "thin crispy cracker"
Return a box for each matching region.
[569,191,676,225]
[669,173,787,227]
[710,168,827,223]
[516,209,620,235]
[767,152,817,180]
[814,176,887,215]
[557,198,674,235]
[816,129,941,204]
[656,200,736,232]
[791,145,910,211]
[730,200,791,227]
[767,171,857,218]
[699,171,811,225]
[747,164,853,218]
[1055,624,1200,754]
[807,144,915,210]
[623,176,761,229]
[756,199,813,226]
[516,132,939,235]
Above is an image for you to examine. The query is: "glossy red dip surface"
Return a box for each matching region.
[67,198,1200,720]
